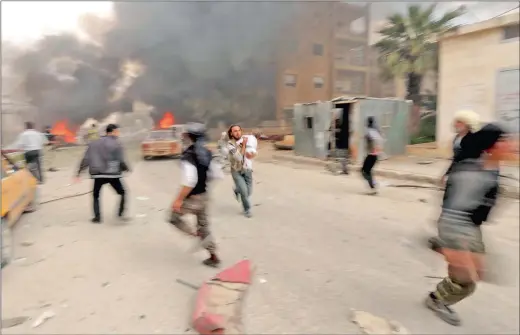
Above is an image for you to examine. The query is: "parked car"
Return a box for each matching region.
[1,151,39,268]
[141,130,183,160]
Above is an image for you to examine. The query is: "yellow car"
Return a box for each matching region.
[1,151,39,268]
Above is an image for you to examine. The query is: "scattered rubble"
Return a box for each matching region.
[2,316,29,329]
[351,309,410,334]
[20,241,34,247]
[32,310,56,328]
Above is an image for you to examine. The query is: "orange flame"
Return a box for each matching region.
[158,112,175,129]
[51,120,76,143]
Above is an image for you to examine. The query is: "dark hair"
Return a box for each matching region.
[367,117,375,128]
[25,121,34,129]
[92,124,97,128]
[106,124,119,134]
[227,124,241,139]
[187,133,197,143]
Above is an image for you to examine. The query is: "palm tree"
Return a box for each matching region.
[375,4,465,104]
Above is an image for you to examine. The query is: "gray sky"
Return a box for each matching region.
[369,1,519,42]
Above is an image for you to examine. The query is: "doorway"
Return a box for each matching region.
[331,102,352,151]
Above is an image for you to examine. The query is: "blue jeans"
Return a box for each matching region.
[232,170,253,212]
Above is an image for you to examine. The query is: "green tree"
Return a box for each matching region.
[375,4,465,103]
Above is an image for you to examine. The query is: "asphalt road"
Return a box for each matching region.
[2,157,519,334]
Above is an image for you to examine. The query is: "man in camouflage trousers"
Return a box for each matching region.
[169,123,224,267]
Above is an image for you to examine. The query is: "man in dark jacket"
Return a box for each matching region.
[169,123,224,267]
[75,124,130,223]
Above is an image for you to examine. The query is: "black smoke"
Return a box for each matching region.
[9,2,300,127]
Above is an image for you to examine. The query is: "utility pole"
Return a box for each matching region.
[365,2,372,97]
[328,1,336,101]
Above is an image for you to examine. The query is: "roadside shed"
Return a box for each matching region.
[292,97,411,163]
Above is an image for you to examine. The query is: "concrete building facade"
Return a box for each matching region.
[437,12,519,150]
[276,3,372,121]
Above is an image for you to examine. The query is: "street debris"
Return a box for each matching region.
[176,278,199,291]
[351,309,410,334]
[13,257,27,264]
[32,310,56,328]
[41,191,92,205]
[387,183,442,191]
[20,241,35,247]
[190,260,253,335]
[136,196,149,201]
[136,213,147,218]
[2,316,29,329]
[258,277,267,284]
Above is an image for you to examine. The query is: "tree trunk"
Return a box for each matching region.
[406,72,422,104]
[406,72,423,136]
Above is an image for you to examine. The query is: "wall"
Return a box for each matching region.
[276,3,370,120]
[437,20,519,149]
[276,3,334,120]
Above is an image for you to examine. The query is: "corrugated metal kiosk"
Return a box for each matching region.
[293,97,411,164]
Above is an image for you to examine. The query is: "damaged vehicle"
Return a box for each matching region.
[141,129,182,160]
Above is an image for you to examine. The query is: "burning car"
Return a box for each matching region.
[141,129,182,160]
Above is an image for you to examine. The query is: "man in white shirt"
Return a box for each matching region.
[11,122,48,183]
[227,125,257,218]
[169,123,224,268]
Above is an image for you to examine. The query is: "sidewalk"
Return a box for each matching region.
[268,150,519,198]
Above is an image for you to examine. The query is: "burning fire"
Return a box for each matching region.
[158,112,175,129]
[51,121,76,143]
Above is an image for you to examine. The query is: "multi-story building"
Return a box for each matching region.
[275,2,443,124]
[276,2,371,121]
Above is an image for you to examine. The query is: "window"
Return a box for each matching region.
[350,46,365,66]
[381,112,392,129]
[284,74,297,87]
[283,108,294,121]
[336,80,352,93]
[351,76,363,93]
[305,116,314,129]
[313,76,324,89]
[312,43,324,56]
[503,24,520,41]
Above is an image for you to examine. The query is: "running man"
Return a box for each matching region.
[168,123,224,267]
[75,124,131,223]
[10,122,48,183]
[424,123,508,326]
[227,125,257,218]
[361,117,383,195]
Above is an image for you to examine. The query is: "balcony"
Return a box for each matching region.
[335,31,368,43]
[334,14,369,43]
[334,3,368,22]
[335,80,366,96]
[334,54,368,71]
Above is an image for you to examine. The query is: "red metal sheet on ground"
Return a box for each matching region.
[213,259,252,284]
[192,260,254,335]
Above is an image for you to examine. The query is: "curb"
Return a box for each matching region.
[271,154,519,199]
